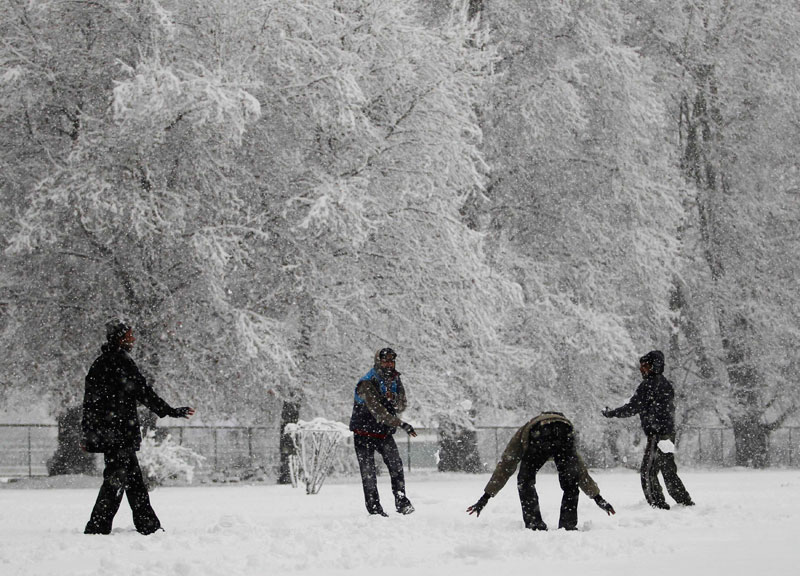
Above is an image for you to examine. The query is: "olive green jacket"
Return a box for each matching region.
[483,412,600,498]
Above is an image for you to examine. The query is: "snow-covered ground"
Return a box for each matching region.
[1,468,797,576]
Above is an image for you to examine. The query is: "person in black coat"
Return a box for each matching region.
[81,319,195,535]
[603,350,694,509]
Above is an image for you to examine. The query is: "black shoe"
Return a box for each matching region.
[651,502,670,510]
[395,495,415,515]
[84,523,111,535]
[136,518,163,535]
[679,500,695,507]
[397,502,415,515]
[369,508,389,517]
[526,521,548,531]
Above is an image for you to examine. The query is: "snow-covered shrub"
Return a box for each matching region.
[138,430,205,488]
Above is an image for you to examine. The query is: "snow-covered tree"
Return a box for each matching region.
[466,1,686,455]
[625,0,800,465]
[1,1,521,431]
[225,0,524,425]
[0,0,280,418]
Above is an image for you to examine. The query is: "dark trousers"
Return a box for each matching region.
[641,434,693,507]
[85,449,161,535]
[353,433,407,514]
[517,422,581,530]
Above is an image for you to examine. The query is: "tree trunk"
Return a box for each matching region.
[679,67,774,467]
[277,291,313,483]
[668,282,717,382]
[732,417,770,468]
[277,399,300,484]
[468,0,484,20]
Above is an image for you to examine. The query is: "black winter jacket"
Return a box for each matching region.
[605,373,676,437]
[81,344,176,453]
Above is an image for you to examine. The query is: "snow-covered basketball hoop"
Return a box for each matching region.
[283,418,352,494]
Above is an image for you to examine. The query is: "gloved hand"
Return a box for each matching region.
[172,406,195,419]
[594,494,615,515]
[467,493,491,517]
[601,407,613,418]
[400,422,417,437]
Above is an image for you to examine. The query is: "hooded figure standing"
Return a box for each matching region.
[603,350,694,509]
[81,320,195,534]
[466,412,615,530]
[349,347,417,516]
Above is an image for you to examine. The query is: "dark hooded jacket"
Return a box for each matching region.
[81,343,176,453]
[605,351,675,437]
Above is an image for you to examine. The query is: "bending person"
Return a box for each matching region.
[467,411,615,531]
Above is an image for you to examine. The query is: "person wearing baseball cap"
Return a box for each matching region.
[349,347,417,516]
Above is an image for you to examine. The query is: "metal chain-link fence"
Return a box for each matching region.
[1,423,798,478]
[0,424,59,477]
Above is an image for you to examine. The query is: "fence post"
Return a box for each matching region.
[407,433,411,472]
[27,426,32,478]
[698,428,702,465]
[247,427,254,468]
[213,428,218,471]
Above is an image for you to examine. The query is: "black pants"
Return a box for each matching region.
[641,434,693,507]
[517,422,581,530]
[85,449,161,534]
[353,433,407,514]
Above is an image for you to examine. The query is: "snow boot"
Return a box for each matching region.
[395,492,415,515]
[397,501,415,515]
[526,520,548,531]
